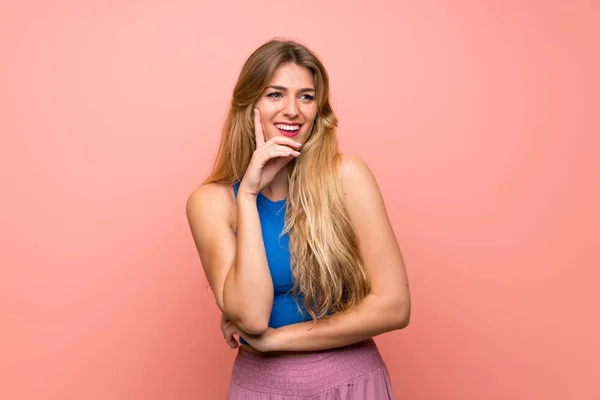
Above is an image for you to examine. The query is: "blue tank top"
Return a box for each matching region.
[233,182,309,345]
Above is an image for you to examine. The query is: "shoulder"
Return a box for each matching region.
[186,182,236,224]
[186,182,234,209]
[338,154,378,192]
[338,154,386,211]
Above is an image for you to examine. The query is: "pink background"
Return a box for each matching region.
[1,1,599,399]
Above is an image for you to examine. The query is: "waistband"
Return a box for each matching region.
[230,339,386,396]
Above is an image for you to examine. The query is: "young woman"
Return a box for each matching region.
[186,38,411,399]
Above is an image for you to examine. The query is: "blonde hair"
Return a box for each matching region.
[204,39,370,322]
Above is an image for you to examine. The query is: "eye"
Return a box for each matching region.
[301,94,315,101]
[267,91,283,98]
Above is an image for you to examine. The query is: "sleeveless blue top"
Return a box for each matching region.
[233,182,309,345]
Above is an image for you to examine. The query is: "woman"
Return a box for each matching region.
[186,39,411,399]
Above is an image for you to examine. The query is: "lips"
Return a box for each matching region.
[274,123,302,137]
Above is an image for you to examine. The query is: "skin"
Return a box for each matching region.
[223,151,412,354]
[218,63,318,335]
[189,62,411,355]
[187,62,319,341]
[239,62,318,201]
[220,62,318,349]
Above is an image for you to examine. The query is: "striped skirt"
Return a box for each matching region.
[226,339,395,399]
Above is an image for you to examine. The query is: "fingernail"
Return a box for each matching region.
[296,142,302,147]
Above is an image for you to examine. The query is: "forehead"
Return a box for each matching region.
[267,63,315,89]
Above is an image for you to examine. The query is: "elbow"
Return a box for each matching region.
[233,306,270,334]
[221,280,271,334]
[237,318,270,335]
[225,307,269,334]
[389,298,411,330]
[221,302,270,334]
[394,307,410,330]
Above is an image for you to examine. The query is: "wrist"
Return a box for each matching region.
[236,191,257,205]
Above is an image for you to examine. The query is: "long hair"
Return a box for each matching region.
[204,39,370,322]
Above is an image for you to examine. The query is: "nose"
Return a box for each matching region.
[283,96,299,118]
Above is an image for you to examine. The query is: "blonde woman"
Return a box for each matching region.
[186,39,411,399]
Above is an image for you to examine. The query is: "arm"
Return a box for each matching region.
[270,292,407,352]
[186,184,272,334]
[223,191,273,333]
[239,155,410,352]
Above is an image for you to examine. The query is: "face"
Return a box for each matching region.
[254,63,318,144]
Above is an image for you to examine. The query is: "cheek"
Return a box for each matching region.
[302,119,317,140]
[254,100,275,118]
[256,99,278,112]
[305,113,318,130]
[301,105,318,121]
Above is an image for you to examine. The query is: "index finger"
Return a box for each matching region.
[253,109,265,147]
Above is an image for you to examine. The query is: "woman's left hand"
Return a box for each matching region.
[237,327,279,353]
[220,313,239,349]
[221,313,278,353]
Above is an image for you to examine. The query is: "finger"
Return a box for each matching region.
[254,109,265,147]
[219,315,239,349]
[227,336,239,349]
[222,320,234,337]
[266,135,302,149]
[225,332,238,349]
[222,322,239,346]
[220,313,232,329]
[224,325,239,346]
[261,146,301,160]
[258,143,301,157]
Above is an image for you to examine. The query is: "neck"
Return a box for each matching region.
[261,167,289,201]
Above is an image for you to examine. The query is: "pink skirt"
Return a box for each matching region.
[226,339,395,399]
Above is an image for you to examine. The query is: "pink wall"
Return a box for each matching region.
[1,1,598,399]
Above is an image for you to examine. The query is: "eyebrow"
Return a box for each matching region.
[265,85,315,93]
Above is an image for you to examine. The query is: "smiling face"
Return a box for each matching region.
[254,63,318,144]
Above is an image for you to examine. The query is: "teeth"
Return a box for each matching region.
[275,124,300,131]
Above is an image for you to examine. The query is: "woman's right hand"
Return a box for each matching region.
[238,109,302,198]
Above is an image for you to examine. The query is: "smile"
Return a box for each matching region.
[275,123,300,131]
[275,123,301,137]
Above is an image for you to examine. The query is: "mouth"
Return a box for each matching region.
[275,123,302,137]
